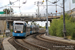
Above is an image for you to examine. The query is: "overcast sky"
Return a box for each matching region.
[0,0,75,15]
[0,0,75,26]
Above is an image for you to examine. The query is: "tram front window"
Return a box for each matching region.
[14,23,24,31]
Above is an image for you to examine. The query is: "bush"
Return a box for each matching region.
[56,20,63,37]
[60,13,71,20]
[39,26,42,28]
[49,14,75,39]
[69,17,75,22]
[65,20,73,36]
[71,23,75,40]
[11,29,13,32]
[49,19,58,36]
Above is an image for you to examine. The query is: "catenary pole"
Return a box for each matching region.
[46,0,49,35]
[63,0,67,39]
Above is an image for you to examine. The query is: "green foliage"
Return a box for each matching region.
[71,33,75,40]
[49,19,58,36]
[31,22,37,25]
[31,22,42,28]
[49,14,75,39]
[56,20,63,37]
[3,8,13,14]
[39,26,42,28]
[60,13,71,20]
[26,21,28,24]
[69,17,75,22]
[71,23,75,40]
[34,23,37,25]
[11,29,13,32]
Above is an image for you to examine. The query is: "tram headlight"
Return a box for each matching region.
[14,31,16,33]
[21,31,23,33]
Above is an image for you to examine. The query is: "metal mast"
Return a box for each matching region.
[63,0,67,39]
[46,0,49,35]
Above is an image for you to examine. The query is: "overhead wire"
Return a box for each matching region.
[19,0,27,15]
[0,0,28,15]
[19,0,21,15]
[0,0,23,9]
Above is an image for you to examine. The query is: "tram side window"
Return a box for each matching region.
[13,26,14,32]
[30,27,32,31]
[23,25,26,32]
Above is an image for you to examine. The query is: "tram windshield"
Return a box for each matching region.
[14,23,24,31]
[15,23,23,25]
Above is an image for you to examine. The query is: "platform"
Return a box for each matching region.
[42,34,75,44]
[3,37,16,50]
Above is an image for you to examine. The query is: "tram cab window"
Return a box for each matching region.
[15,23,23,25]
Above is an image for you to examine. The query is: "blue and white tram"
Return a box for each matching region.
[13,21,27,37]
[12,21,39,37]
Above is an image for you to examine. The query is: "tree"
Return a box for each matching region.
[3,8,13,14]
[31,22,36,25]
[49,14,75,39]
[26,21,28,24]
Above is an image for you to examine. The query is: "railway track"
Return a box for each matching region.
[24,33,75,50]
[14,38,30,50]
[8,29,49,50]
[16,39,48,50]
[8,37,29,50]
[8,30,75,50]
[9,37,49,50]
[36,33,75,50]
[22,39,49,50]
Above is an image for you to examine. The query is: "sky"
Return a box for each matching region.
[0,0,75,15]
[0,0,75,27]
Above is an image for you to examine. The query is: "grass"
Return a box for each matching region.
[67,36,72,39]
[0,35,3,38]
[0,33,8,38]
